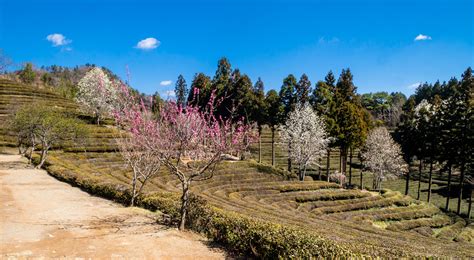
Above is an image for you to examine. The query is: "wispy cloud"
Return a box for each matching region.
[136,37,160,50]
[165,90,176,97]
[414,34,432,41]
[318,36,340,45]
[407,82,421,89]
[160,80,172,86]
[46,33,72,46]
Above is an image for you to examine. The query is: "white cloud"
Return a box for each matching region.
[407,82,421,89]
[165,90,176,97]
[318,36,340,45]
[160,80,172,86]
[136,37,160,50]
[414,34,432,41]
[46,33,71,46]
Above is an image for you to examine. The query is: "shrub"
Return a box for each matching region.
[386,215,451,232]
[39,154,358,258]
[436,217,466,241]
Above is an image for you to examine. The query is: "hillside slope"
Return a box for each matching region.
[0,79,472,257]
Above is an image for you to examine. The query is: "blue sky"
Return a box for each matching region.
[0,0,473,97]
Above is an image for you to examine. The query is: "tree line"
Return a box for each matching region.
[397,68,473,216]
[169,58,372,184]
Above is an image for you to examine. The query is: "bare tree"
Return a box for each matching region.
[361,127,408,191]
[280,103,330,181]
[116,129,162,207]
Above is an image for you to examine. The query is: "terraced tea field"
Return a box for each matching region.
[0,79,472,257]
[251,127,471,216]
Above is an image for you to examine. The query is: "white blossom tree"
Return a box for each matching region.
[76,67,118,125]
[280,103,330,181]
[361,127,408,191]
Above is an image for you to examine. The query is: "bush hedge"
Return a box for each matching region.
[35,154,359,258]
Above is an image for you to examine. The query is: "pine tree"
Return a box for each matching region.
[252,78,266,163]
[296,73,311,104]
[212,58,233,118]
[310,71,338,181]
[333,69,368,179]
[175,74,188,107]
[188,73,211,109]
[265,90,283,166]
[279,74,297,171]
[19,62,36,84]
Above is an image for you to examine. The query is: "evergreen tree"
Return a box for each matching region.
[151,91,164,116]
[310,71,339,180]
[212,58,233,118]
[188,73,211,109]
[252,77,266,163]
[279,74,297,171]
[446,67,473,214]
[324,70,336,90]
[265,89,283,166]
[333,69,369,179]
[335,68,356,102]
[19,62,36,84]
[296,73,311,104]
[175,74,188,107]
[279,74,297,117]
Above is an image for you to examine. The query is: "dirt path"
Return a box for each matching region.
[0,154,226,259]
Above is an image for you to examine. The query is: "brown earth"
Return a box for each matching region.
[0,154,226,259]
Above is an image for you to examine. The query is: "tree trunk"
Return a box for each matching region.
[179,181,190,231]
[271,128,275,166]
[287,143,292,172]
[318,157,322,180]
[258,128,262,163]
[360,170,363,190]
[36,148,48,169]
[349,147,353,185]
[457,163,465,215]
[468,185,472,219]
[427,160,433,203]
[299,165,306,181]
[130,173,138,207]
[340,147,347,175]
[445,164,452,211]
[417,160,422,200]
[339,149,343,173]
[405,161,411,195]
[326,149,330,182]
[373,174,377,191]
[28,145,34,165]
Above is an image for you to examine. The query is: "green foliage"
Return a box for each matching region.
[386,214,451,232]
[264,89,283,128]
[279,74,297,117]
[295,73,311,104]
[174,74,188,107]
[188,72,212,108]
[19,62,36,84]
[10,102,88,167]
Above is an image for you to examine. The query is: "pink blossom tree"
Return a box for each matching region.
[114,90,163,206]
[115,87,256,230]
